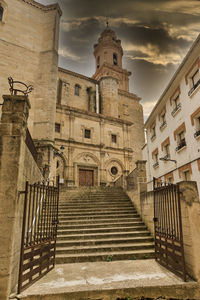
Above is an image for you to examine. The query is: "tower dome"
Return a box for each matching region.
[92,23,131,92]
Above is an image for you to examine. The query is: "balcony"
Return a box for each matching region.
[176,139,186,152]
[153,161,159,168]
[188,78,200,97]
[171,103,181,117]
[194,130,200,138]
[163,154,170,160]
[160,120,167,130]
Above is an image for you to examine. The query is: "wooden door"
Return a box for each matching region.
[79,169,94,186]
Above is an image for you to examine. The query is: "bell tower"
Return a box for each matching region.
[92,23,131,92]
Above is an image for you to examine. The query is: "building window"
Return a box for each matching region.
[176,131,186,152]
[190,107,200,138]
[84,129,91,139]
[55,123,60,133]
[113,53,118,66]
[150,125,156,141]
[183,170,191,181]
[164,144,170,159]
[111,134,117,143]
[160,112,167,130]
[152,148,159,168]
[75,84,80,96]
[171,95,181,117]
[0,6,3,21]
[188,68,200,96]
[111,166,118,175]
[97,56,100,68]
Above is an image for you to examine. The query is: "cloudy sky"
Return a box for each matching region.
[38,0,200,119]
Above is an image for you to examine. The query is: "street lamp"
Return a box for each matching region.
[159,157,177,163]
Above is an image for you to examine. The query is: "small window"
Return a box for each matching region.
[0,6,3,22]
[75,84,80,96]
[191,69,199,87]
[111,166,118,175]
[151,125,156,140]
[97,56,100,69]
[55,123,60,133]
[113,53,118,66]
[111,134,117,143]
[183,170,191,181]
[85,129,91,139]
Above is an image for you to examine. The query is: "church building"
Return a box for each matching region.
[0,0,144,187]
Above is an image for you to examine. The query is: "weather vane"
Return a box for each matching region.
[8,77,34,96]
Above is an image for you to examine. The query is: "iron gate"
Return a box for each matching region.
[153,178,186,281]
[18,181,59,293]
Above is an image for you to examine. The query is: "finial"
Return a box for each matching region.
[106,21,109,28]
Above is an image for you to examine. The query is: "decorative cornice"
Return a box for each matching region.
[118,89,141,101]
[56,104,133,126]
[21,0,62,16]
[58,67,98,84]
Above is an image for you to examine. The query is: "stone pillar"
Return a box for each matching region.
[0,95,30,298]
[136,160,147,194]
[179,181,200,282]
[99,76,118,118]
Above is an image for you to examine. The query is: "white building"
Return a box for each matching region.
[143,33,200,195]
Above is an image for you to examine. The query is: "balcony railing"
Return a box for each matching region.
[176,139,186,152]
[188,78,200,96]
[171,103,181,117]
[194,130,200,138]
[160,120,167,130]
[153,161,159,168]
[163,154,170,160]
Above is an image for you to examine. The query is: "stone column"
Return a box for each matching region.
[0,95,30,298]
[179,181,200,282]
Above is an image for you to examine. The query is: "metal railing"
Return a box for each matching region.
[153,179,186,281]
[194,130,200,138]
[18,181,59,293]
[176,138,186,152]
[153,161,159,168]
[160,121,167,130]
[171,103,181,117]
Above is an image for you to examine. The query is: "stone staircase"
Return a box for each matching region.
[56,187,154,264]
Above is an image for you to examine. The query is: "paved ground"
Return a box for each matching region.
[18,260,199,300]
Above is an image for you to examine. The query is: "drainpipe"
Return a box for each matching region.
[96,84,99,114]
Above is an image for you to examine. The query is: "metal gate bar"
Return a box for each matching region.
[18,181,59,293]
[153,178,186,281]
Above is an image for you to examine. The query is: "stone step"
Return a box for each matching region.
[58,216,142,225]
[58,210,137,217]
[57,230,150,240]
[56,236,154,247]
[56,242,154,255]
[55,249,155,264]
[58,208,137,214]
[57,225,147,235]
[58,213,140,221]
[58,221,143,230]
[59,203,134,209]
[59,199,131,204]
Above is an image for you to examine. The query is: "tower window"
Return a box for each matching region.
[75,84,80,96]
[84,129,91,139]
[0,6,3,21]
[55,123,60,133]
[111,134,117,143]
[97,56,100,69]
[113,53,118,66]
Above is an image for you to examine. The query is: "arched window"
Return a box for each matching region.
[113,53,118,66]
[0,6,3,21]
[75,84,80,96]
[97,56,100,68]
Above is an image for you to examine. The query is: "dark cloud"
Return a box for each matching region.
[37,0,200,117]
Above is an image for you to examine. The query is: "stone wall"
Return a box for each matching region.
[0,0,61,142]
[0,95,43,299]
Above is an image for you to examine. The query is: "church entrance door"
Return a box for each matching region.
[79,169,94,186]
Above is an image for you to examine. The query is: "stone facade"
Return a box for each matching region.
[54,28,144,187]
[0,1,144,187]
